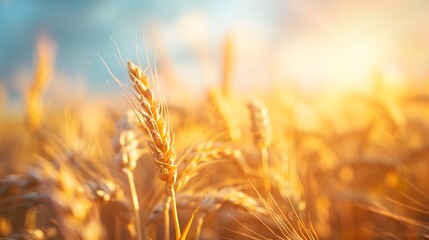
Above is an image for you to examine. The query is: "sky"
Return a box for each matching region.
[1,0,429,101]
[0,0,279,98]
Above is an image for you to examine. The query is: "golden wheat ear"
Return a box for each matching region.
[248,99,272,149]
[248,99,272,192]
[207,89,242,140]
[127,60,183,238]
[127,61,177,184]
[113,110,145,172]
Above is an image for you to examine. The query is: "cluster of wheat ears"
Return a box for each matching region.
[0,37,429,240]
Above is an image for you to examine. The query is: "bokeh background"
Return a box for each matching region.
[1,1,429,239]
[1,0,429,104]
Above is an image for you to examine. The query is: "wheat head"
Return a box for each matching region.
[128,61,177,188]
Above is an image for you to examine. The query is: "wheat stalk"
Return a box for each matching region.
[25,35,55,134]
[221,35,234,100]
[113,109,145,240]
[127,60,181,238]
[248,99,272,192]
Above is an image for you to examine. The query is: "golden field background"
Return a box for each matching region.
[1,1,429,239]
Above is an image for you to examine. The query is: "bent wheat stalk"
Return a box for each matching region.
[127,61,181,239]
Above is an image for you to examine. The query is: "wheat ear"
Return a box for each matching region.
[127,60,181,238]
[176,140,243,191]
[208,89,242,140]
[248,99,272,192]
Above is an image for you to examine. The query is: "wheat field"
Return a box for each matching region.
[1,29,429,240]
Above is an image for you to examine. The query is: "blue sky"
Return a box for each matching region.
[0,0,279,96]
[1,0,428,100]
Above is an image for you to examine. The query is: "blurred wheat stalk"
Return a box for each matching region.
[25,35,56,133]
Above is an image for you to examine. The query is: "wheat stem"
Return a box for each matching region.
[195,217,204,240]
[261,146,270,192]
[168,186,181,239]
[114,215,121,240]
[24,207,37,230]
[164,197,171,240]
[123,168,142,240]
